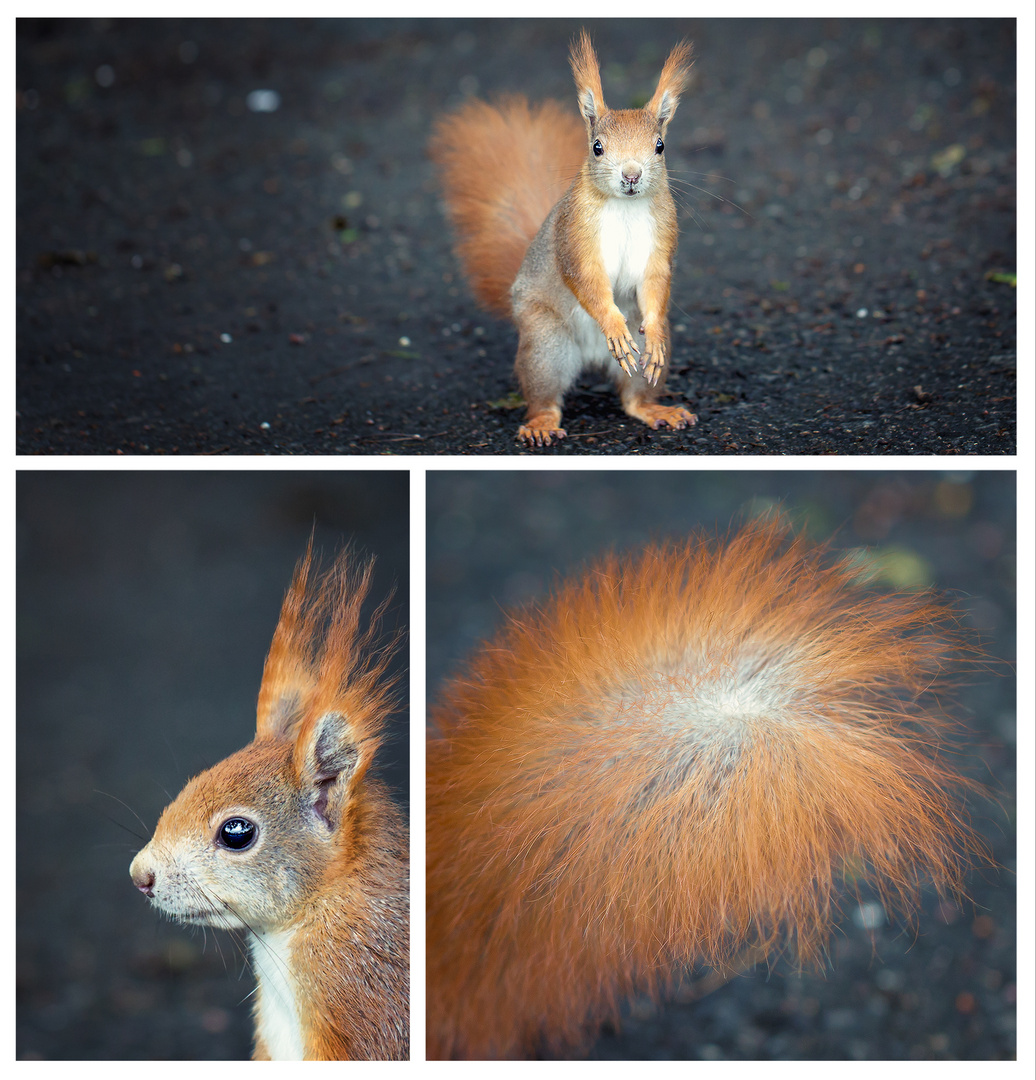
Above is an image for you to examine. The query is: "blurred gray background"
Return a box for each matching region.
[427,470,1015,1059]
[17,470,409,1059]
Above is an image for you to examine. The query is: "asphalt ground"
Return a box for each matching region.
[16,18,1016,455]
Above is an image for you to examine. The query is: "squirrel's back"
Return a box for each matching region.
[131,547,408,1060]
[426,520,984,1059]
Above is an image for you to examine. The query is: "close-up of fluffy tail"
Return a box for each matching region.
[426,519,988,1059]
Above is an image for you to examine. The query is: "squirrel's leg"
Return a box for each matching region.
[614,320,697,431]
[635,250,677,386]
[513,302,582,447]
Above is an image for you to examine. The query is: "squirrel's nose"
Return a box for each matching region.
[133,869,156,897]
[130,854,156,897]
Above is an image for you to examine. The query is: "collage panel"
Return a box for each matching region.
[426,469,1016,1060]
[15,18,1015,456]
[16,471,410,1059]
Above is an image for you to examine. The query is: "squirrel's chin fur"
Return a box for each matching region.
[426,518,988,1060]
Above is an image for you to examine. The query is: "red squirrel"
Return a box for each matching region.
[431,31,697,446]
[129,547,408,1060]
[426,519,988,1059]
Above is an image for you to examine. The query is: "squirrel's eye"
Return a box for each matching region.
[593,139,604,157]
[655,137,664,155]
[218,817,257,850]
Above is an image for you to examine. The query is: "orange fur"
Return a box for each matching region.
[426,520,986,1059]
[430,96,585,316]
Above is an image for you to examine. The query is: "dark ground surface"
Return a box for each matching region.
[427,471,1016,1059]
[16,18,1016,456]
[16,472,410,1060]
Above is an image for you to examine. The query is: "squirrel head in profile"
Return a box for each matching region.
[129,546,387,936]
[129,711,362,933]
[570,30,693,199]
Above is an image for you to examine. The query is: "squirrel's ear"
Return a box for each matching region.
[646,41,693,129]
[295,711,361,827]
[570,29,607,126]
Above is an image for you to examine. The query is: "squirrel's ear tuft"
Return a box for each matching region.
[256,540,318,741]
[296,711,361,826]
[570,29,607,126]
[646,40,693,129]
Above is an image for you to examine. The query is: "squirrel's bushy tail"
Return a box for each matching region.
[426,519,986,1059]
[430,97,585,316]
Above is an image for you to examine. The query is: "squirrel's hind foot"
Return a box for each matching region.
[517,406,567,447]
[624,401,697,431]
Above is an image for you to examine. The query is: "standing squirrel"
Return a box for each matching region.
[431,31,697,446]
[130,547,408,1060]
[426,519,988,1059]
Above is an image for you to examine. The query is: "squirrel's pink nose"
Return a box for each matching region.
[131,866,156,897]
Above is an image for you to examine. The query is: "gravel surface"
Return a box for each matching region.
[427,470,1016,1059]
[16,18,1016,455]
[16,472,409,1060]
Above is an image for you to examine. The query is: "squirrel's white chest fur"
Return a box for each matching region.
[251,927,304,1060]
[566,198,655,361]
[597,198,655,299]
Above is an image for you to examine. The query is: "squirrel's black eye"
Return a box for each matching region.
[655,137,664,155]
[593,139,604,157]
[218,817,257,850]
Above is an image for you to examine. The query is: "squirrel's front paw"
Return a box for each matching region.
[638,321,668,385]
[606,329,640,379]
[640,334,667,386]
